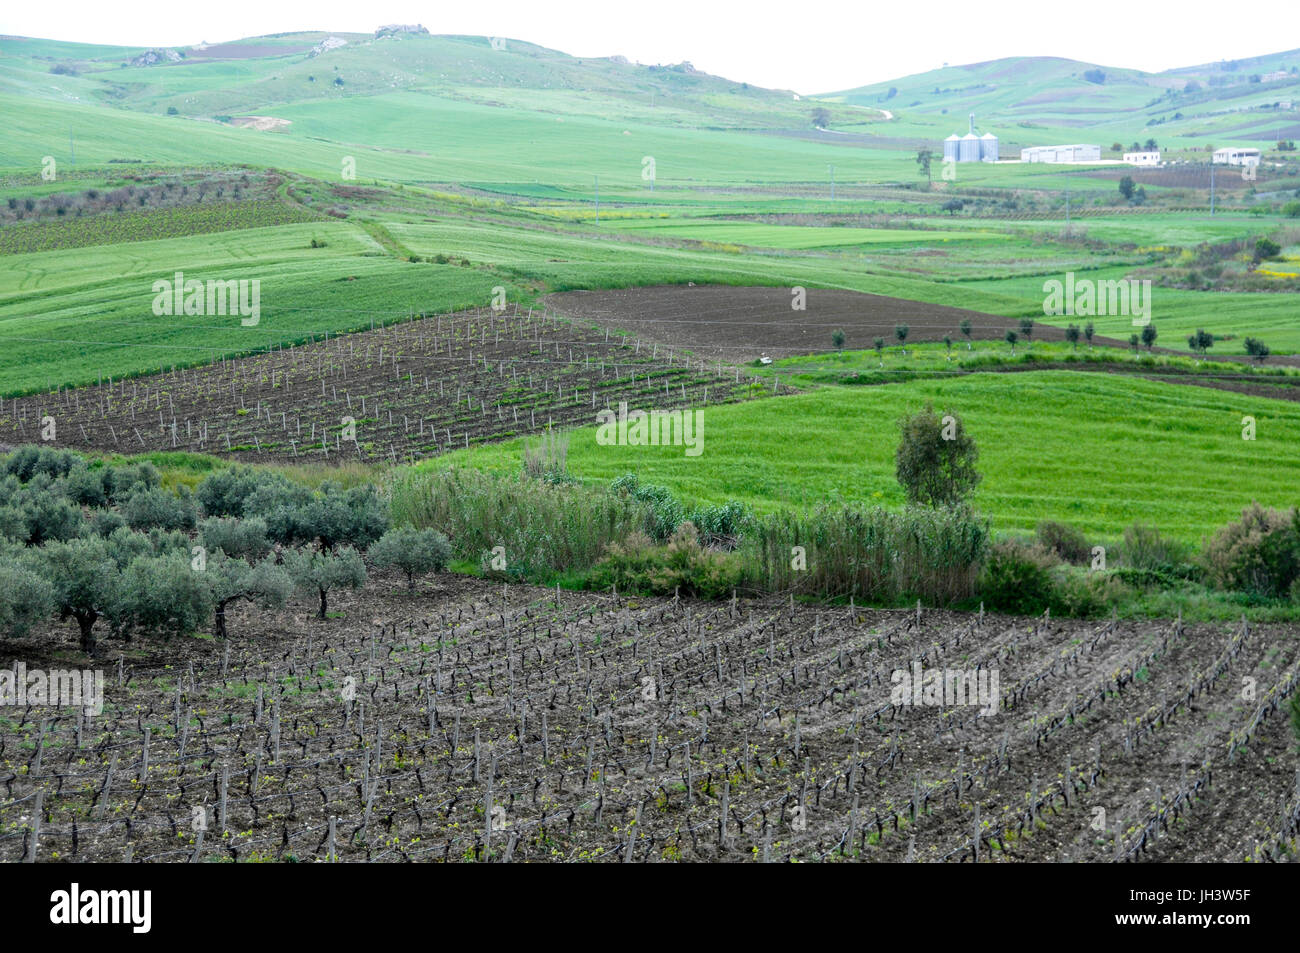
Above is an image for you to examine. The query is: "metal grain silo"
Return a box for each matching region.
[943,134,960,162]
[980,132,999,162]
[959,132,980,162]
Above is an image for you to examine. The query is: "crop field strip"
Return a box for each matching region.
[0,306,764,464]
[2,579,1296,863]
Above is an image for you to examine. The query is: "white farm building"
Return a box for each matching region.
[1212,147,1261,166]
[1020,144,1102,163]
[1123,151,1161,166]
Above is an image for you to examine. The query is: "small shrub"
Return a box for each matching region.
[588,524,742,600]
[1121,521,1192,573]
[1035,520,1090,565]
[1199,503,1300,597]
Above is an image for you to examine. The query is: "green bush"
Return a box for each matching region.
[1199,503,1300,597]
[63,464,109,507]
[979,538,1058,615]
[1047,567,1132,618]
[246,481,386,551]
[588,524,743,600]
[2,445,80,483]
[105,461,160,504]
[196,466,291,517]
[112,553,212,639]
[1035,520,1091,565]
[612,474,684,542]
[370,527,452,590]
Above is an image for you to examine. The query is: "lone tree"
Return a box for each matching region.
[1129,333,1141,354]
[1245,336,1271,363]
[370,528,452,591]
[1018,317,1035,344]
[895,403,981,507]
[831,328,846,351]
[1005,328,1018,354]
[943,335,953,357]
[916,149,934,187]
[1187,328,1214,354]
[1141,323,1158,351]
[959,319,973,348]
[894,323,909,354]
[1065,323,1081,350]
[1119,176,1136,200]
[873,337,885,362]
[284,546,366,620]
[1084,321,1095,348]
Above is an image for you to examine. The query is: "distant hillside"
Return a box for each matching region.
[0,31,861,133]
[821,52,1300,149]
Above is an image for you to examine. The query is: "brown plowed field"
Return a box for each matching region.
[545,285,1129,363]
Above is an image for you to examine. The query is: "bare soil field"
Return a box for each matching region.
[545,285,1131,363]
[2,574,1296,863]
[0,307,760,464]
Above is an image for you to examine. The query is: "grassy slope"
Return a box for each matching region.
[421,371,1300,544]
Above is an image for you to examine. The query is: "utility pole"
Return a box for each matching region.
[829,164,835,201]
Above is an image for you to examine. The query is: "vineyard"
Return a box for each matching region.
[1,307,763,464]
[2,576,1296,863]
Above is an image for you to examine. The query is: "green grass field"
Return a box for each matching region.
[421,371,1300,544]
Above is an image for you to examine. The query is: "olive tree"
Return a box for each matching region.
[204,551,292,639]
[283,546,366,620]
[0,556,55,637]
[200,516,271,563]
[370,528,452,591]
[39,537,122,654]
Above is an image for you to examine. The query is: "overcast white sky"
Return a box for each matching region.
[7,0,1299,92]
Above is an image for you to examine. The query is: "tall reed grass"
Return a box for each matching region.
[387,467,651,577]
[741,504,989,604]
